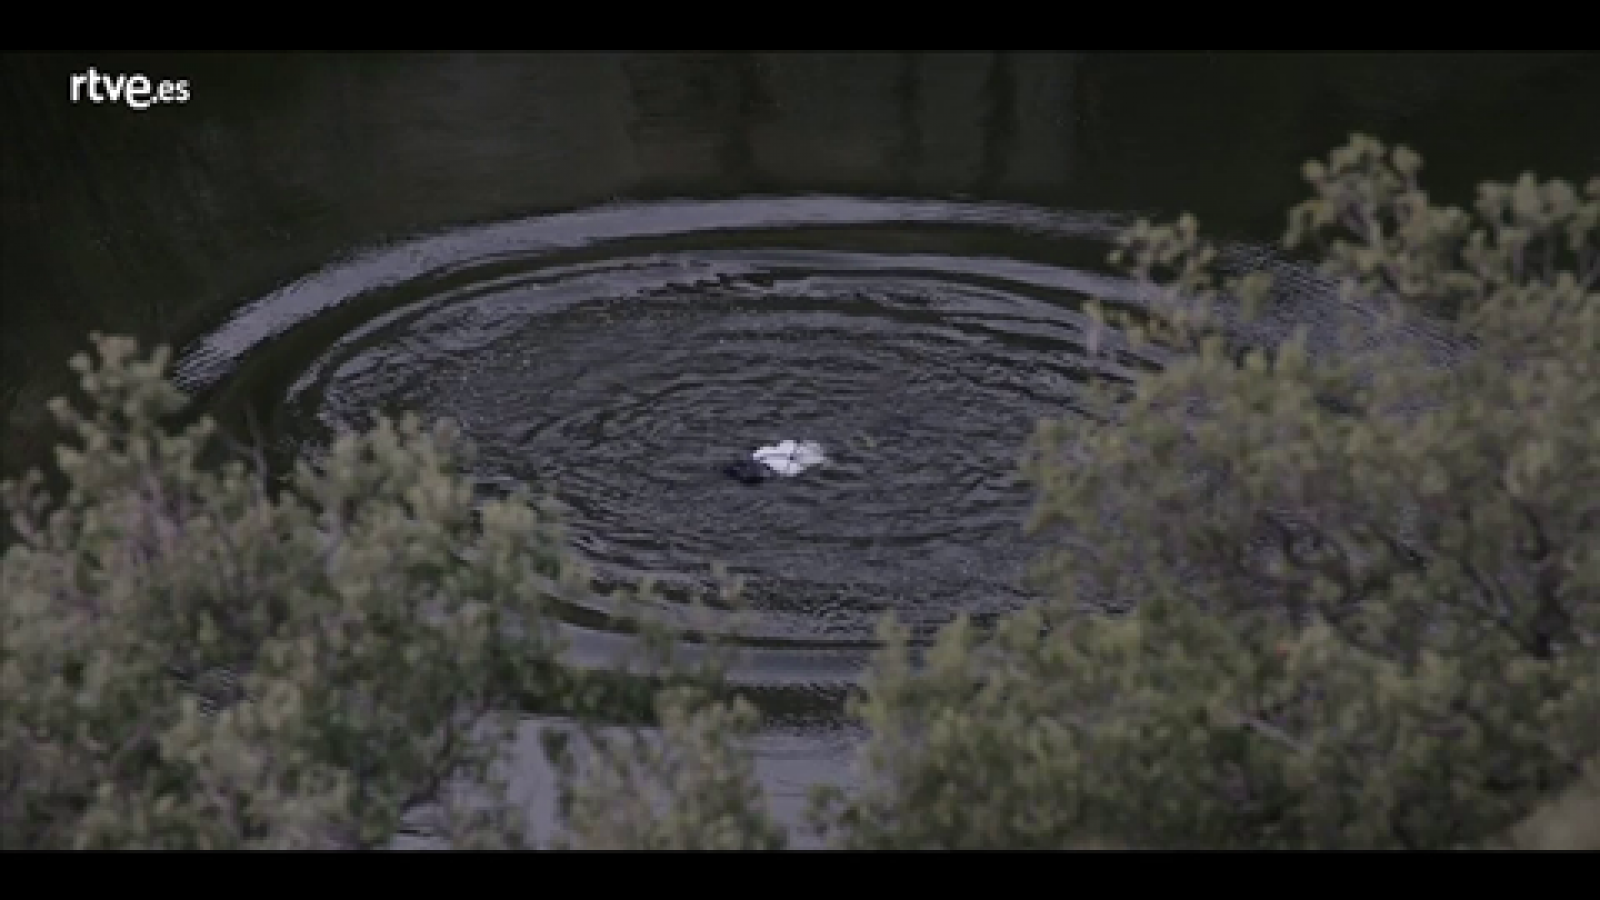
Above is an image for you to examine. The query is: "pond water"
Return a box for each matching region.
[5,52,1598,845]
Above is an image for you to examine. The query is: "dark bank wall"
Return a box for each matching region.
[4,52,1597,473]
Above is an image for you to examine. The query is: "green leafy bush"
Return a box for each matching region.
[546,687,786,850]
[804,136,1599,849]
[0,336,608,848]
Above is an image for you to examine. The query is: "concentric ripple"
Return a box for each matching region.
[176,197,1187,683]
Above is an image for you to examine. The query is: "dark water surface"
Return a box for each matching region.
[5,52,1598,842]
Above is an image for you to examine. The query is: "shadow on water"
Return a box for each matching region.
[5,52,1599,843]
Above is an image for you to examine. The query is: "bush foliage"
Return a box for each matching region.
[3,136,1595,849]
[0,338,617,848]
[806,135,1598,850]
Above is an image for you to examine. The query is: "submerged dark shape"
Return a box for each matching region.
[721,458,772,485]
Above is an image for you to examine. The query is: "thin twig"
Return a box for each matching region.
[1235,715,1308,755]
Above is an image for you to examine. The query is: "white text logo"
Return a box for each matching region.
[70,67,190,111]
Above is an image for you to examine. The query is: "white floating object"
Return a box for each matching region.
[752,440,826,477]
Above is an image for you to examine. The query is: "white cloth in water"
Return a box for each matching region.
[751,440,826,476]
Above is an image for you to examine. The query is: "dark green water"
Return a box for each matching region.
[4,52,1597,843]
[7,53,1598,470]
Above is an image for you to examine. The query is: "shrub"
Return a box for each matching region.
[0,336,608,848]
[545,687,786,850]
[805,136,1598,849]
